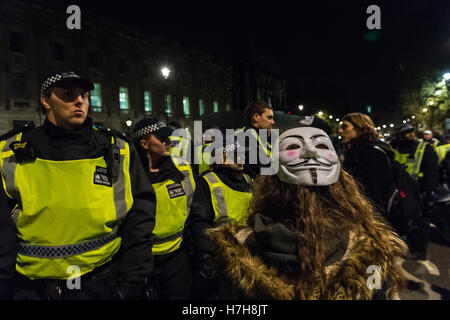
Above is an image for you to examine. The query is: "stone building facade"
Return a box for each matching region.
[0,0,234,134]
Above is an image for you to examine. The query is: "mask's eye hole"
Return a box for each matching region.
[286,144,300,150]
[316,144,329,150]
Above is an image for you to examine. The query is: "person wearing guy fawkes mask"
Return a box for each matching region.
[187,134,253,299]
[204,127,407,299]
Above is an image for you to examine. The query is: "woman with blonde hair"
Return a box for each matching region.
[339,112,394,213]
[207,127,408,300]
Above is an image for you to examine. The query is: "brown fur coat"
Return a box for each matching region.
[208,223,406,300]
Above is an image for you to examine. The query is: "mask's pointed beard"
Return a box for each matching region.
[310,168,318,184]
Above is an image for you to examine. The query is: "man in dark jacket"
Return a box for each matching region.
[0,71,155,300]
[391,124,439,260]
[236,101,275,178]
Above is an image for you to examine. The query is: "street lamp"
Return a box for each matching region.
[161,67,170,79]
[161,66,171,123]
[298,105,304,111]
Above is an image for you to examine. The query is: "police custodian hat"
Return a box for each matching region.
[40,71,95,94]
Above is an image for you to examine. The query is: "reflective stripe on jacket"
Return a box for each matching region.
[169,136,190,160]
[151,157,196,255]
[394,139,427,180]
[196,142,212,174]
[235,126,272,157]
[203,171,252,226]
[0,133,133,280]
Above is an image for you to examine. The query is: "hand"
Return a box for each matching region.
[198,253,219,281]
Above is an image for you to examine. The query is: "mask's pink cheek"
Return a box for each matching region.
[280,150,300,162]
[325,152,338,162]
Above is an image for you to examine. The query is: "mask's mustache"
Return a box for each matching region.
[287,158,333,168]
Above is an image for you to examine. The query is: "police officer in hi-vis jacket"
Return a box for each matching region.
[0,71,156,300]
[133,117,196,299]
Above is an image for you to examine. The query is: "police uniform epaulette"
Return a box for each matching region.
[0,123,35,141]
[98,127,132,143]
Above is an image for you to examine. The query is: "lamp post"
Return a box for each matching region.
[161,67,171,123]
[125,119,133,137]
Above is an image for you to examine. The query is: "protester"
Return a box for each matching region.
[0,71,156,300]
[207,127,407,299]
[338,113,394,213]
[391,123,440,260]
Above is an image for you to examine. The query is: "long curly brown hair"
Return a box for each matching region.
[247,169,408,299]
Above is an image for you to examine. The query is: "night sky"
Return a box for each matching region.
[68,0,450,121]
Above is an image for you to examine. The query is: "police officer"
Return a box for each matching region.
[422,130,440,152]
[0,71,156,300]
[235,101,275,178]
[188,135,253,299]
[195,125,221,175]
[391,123,439,260]
[133,117,196,299]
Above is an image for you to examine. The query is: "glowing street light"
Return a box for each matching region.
[318,111,324,116]
[428,100,434,106]
[403,120,406,124]
[329,115,333,119]
[161,67,171,79]
[336,118,340,122]
[298,105,304,111]
[382,125,387,128]
[390,123,394,128]
[444,73,450,81]
[422,107,428,113]
[126,120,132,127]
[412,115,416,119]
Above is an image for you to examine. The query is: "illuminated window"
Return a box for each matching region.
[213,101,219,113]
[119,87,129,114]
[144,91,152,114]
[183,97,190,117]
[91,82,102,112]
[165,94,172,116]
[199,99,205,117]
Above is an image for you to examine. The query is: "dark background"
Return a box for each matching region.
[65,0,450,120]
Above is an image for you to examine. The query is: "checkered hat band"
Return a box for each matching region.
[40,73,80,94]
[17,232,118,259]
[133,123,162,139]
[216,144,237,155]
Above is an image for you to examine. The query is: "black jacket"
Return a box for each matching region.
[342,139,394,212]
[0,117,156,297]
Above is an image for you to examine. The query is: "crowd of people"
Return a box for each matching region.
[0,71,449,300]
